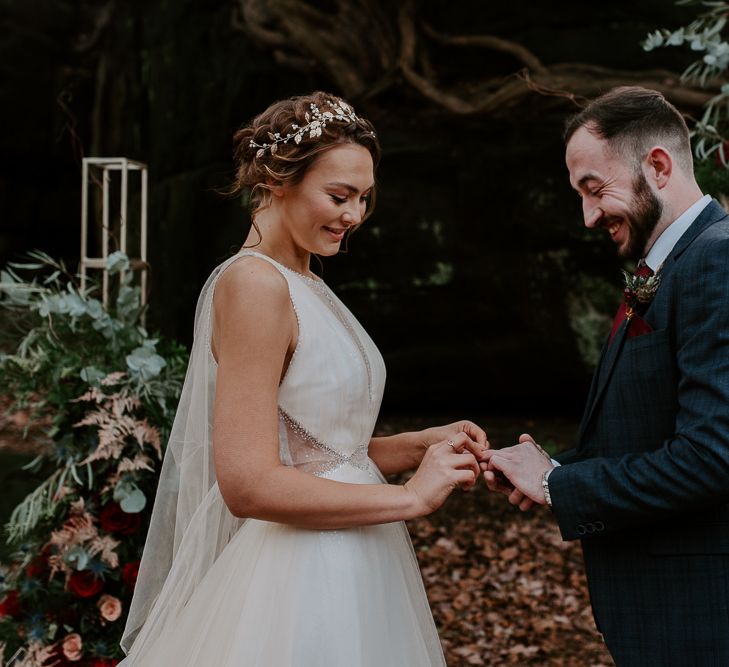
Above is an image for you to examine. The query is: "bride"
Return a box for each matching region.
[119,91,488,666]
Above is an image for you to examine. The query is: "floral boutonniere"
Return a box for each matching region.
[621,264,662,321]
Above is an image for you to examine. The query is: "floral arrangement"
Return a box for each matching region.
[0,252,187,666]
[621,267,661,320]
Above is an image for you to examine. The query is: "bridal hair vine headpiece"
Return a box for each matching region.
[249,99,374,158]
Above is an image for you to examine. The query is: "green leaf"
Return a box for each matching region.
[114,481,147,513]
[126,344,167,381]
[7,262,46,270]
[65,545,90,570]
[120,488,147,513]
[107,251,130,275]
[117,285,141,321]
[80,366,106,384]
[5,469,62,542]
[85,299,104,320]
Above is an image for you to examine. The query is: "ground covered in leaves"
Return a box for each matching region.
[382,415,614,667]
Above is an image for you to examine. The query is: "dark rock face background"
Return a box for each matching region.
[0,0,704,416]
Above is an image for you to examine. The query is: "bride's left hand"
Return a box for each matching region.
[416,420,489,464]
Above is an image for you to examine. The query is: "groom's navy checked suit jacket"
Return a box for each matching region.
[549,200,729,666]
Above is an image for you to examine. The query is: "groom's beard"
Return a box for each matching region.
[620,171,663,261]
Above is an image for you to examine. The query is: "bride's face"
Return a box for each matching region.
[274,143,375,256]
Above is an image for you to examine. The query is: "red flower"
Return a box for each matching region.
[99,503,141,536]
[68,571,104,598]
[25,557,46,578]
[122,561,140,590]
[0,590,22,618]
[714,141,729,167]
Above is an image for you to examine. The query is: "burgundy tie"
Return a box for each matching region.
[608,262,654,345]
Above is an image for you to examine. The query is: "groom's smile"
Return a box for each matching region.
[602,217,626,242]
[599,213,634,253]
[566,125,664,260]
[606,220,622,238]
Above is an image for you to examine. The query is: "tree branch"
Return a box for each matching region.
[235,0,714,117]
[421,23,546,75]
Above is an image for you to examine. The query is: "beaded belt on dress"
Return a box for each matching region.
[279,409,371,476]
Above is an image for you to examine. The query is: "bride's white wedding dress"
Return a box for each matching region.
[120,251,446,666]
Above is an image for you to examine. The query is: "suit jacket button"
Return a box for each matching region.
[577,524,586,535]
[586,523,595,533]
[595,521,605,531]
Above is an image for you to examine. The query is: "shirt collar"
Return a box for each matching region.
[644,194,712,271]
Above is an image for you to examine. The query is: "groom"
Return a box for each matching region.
[484,86,729,665]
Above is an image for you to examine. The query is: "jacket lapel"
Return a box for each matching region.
[577,199,727,445]
[577,339,608,441]
[578,320,630,443]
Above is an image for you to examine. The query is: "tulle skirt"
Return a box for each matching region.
[121,464,446,666]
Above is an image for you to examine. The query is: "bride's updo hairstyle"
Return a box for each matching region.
[231,91,381,235]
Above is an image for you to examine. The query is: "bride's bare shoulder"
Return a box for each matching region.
[214,255,289,309]
[211,255,294,362]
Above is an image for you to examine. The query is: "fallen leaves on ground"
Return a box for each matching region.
[383,416,614,667]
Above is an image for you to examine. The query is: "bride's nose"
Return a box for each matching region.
[341,203,363,226]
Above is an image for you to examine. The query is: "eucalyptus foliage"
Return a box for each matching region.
[0,252,185,540]
[644,0,729,164]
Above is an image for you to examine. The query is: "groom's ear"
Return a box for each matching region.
[645,146,672,190]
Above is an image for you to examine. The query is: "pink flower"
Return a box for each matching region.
[97,594,122,622]
[61,633,83,661]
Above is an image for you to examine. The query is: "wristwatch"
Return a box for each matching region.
[541,468,554,508]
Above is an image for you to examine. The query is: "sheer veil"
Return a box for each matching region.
[120,253,245,659]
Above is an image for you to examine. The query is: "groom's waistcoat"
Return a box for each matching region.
[549,200,729,664]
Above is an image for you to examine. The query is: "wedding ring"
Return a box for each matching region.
[447,439,457,451]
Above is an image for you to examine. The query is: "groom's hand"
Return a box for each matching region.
[481,457,534,510]
[480,461,514,493]
[482,434,553,507]
[483,461,534,511]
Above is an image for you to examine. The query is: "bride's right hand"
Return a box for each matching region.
[403,432,480,517]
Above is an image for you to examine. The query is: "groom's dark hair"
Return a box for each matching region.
[563,86,693,174]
